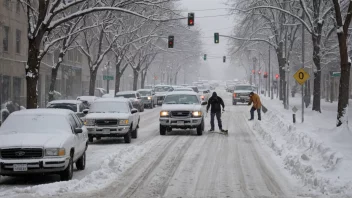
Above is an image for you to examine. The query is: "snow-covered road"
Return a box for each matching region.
[0,90,304,198]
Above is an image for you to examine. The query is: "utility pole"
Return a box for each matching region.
[301,14,305,123]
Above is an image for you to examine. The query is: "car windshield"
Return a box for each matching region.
[0,114,71,133]
[155,86,171,92]
[164,94,199,104]
[138,91,151,96]
[47,103,77,112]
[235,86,252,91]
[116,94,136,98]
[89,102,129,113]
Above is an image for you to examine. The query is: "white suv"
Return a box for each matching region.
[0,109,88,181]
[84,98,140,143]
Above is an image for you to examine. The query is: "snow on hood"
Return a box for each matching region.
[233,90,252,94]
[161,104,202,112]
[85,113,130,120]
[0,131,70,148]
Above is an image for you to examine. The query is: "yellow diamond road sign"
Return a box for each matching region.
[293,68,310,85]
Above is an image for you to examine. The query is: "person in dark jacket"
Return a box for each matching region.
[206,92,225,132]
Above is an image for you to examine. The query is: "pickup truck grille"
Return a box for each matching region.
[0,148,43,159]
[235,93,250,97]
[96,119,118,126]
[171,111,190,117]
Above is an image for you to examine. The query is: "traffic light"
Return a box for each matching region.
[258,71,261,75]
[264,72,268,78]
[204,54,207,61]
[223,56,226,63]
[275,74,279,79]
[188,13,195,26]
[168,36,174,48]
[214,33,219,44]
[252,70,255,74]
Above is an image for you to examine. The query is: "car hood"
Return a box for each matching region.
[233,90,252,94]
[0,131,70,148]
[85,113,130,120]
[161,104,202,111]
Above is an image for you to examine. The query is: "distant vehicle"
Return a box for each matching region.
[226,84,236,92]
[47,100,89,119]
[159,91,208,136]
[187,86,199,93]
[174,87,194,92]
[154,85,174,105]
[0,101,25,126]
[76,96,99,106]
[232,84,253,105]
[95,88,107,97]
[137,89,156,109]
[198,89,211,101]
[84,98,140,143]
[0,109,88,181]
[116,91,144,112]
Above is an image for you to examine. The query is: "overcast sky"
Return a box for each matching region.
[180,0,245,81]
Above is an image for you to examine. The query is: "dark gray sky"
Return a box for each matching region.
[180,0,245,80]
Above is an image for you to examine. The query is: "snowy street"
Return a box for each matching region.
[0,90,302,198]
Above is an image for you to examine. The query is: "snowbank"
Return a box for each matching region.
[249,97,352,196]
[0,142,154,198]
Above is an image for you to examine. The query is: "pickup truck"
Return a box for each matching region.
[159,91,207,136]
[232,84,253,105]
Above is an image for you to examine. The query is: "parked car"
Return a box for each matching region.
[137,89,156,109]
[232,84,253,105]
[83,98,140,143]
[76,96,99,106]
[154,85,174,105]
[0,101,25,126]
[0,109,88,181]
[159,91,207,136]
[115,91,144,112]
[47,100,89,119]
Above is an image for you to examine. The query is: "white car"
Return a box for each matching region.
[0,109,88,181]
[84,98,140,143]
[159,91,207,136]
[47,100,90,119]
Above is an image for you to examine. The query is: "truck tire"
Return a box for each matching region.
[76,151,86,170]
[132,128,138,139]
[124,131,132,143]
[60,155,73,181]
[233,101,237,105]
[160,125,166,135]
[196,121,204,136]
[88,136,94,143]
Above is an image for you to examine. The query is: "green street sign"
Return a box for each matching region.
[331,72,341,77]
[103,75,114,80]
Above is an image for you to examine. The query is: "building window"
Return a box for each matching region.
[0,75,11,104]
[16,0,21,13]
[3,26,9,52]
[13,77,22,104]
[16,29,21,54]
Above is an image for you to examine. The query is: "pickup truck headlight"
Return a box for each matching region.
[45,148,65,156]
[192,111,202,117]
[85,119,95,126]
[119,119,129,125]
[147,96,152,100]
[160,111,169,117]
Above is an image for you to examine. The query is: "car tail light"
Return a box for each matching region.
[233,93,236,98]
[201,95,205,100]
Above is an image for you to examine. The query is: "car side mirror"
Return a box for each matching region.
[83,109,89,114]
[74,128,83,133]
[201,101,208,105]
[131,109,138,114]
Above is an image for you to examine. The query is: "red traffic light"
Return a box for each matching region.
[258,71,261,74]
[252,70,255,74]
[275,74,279,79]
[189,19,193,25]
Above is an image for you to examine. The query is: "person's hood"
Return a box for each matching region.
[212,92,217,97]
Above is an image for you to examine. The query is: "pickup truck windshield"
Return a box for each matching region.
[164,95,199,104]
[90,102,129,113]
[235,86,252,91]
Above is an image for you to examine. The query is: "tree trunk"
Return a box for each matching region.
[89,68,98,96]
[312,71,321,112]
[174,72,178,85]
[114,63,121,96]
[141,70,147,89]
[276,43,285,102]
[26,39,41,109]
[311,28,323,112]
[133,69,139,91]
[48,66,59,102]
[336,33,351,126]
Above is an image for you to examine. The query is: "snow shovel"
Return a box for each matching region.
[262,105,268,113]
